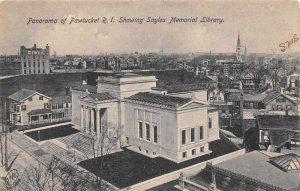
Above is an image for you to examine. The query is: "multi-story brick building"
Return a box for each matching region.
[20,44,50,74]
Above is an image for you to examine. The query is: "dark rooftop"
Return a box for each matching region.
[111,73,142,78]
[85,92,116,101]
[126,92,192,109]
[78,134,240,189]
[8,88,38,102]
[72,85,97,93]
[162,84,207,94]
[28,108,52,115]
[269,129,290,147]
[257,115,300,130]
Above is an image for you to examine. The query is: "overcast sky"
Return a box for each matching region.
[0,0,299,55]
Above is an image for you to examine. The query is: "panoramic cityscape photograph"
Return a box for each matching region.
[0,0,300,190]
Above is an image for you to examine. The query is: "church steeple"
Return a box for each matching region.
[237,32,241,47]
[236,32,242,62]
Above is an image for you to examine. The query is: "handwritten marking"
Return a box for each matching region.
[279,34,299,52]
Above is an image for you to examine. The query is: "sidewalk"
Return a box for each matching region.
[8,130,120,190]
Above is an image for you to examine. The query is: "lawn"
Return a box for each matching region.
[25,124,79,142]
[78,136,240,189]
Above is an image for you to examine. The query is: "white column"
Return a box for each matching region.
[96,110,100,136]
[85,107,89,133]
[91,109,95,133]
[80,106,84,131]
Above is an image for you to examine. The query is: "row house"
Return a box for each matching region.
[243,91,298,116]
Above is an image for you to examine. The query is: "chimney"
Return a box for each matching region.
[66,86,70,96]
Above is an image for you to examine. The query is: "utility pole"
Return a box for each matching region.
[4,99,8,170]
[1,97,4,165]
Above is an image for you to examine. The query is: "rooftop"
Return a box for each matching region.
[215,151,300,190]
[269,153,300,172]
[269,129,291,147]
[257,115,300,130]
[161,84,207,94]
[72,85,97,93]
[49,96,71,105]
[262,91,296,105]
[111,73,142,78]
[28,108,52,116]
[243,93,268,102]
[126,92,192,109]
[85,92,116,101]
[227,92,242,101]
[78,134,240,189]
[8,88,38,102]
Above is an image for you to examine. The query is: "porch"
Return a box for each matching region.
[28,109,53,125]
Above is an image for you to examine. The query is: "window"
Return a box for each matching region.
[52,105,56,110]
[33,61,35,67]
[126,137,129,144]
[44,103,48,108]
[182,152,187,158]
[138,147,141,151]
[192,149,196,155]
[191,128,195,142]
[182,130,186,145]
[276,97,285,103]
[24,70,26,74]
[277,105,283,111]
[287,105,292,110]
[146,123,150,141]
[139,122,143,138]
[28,97,32,101]
[24,62,26,67]
[15,105,20,112]
[66,103,69,108]
[21,105,26,111]
[145,150,148,153]
[200,147,204,152]
[153,125,158,143]
[200,126,204,140]
[209,117,212,128]
[39,96,43,100]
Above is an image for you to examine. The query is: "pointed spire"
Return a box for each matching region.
[237,32,241,47]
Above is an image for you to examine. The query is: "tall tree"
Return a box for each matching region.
[73,122,120,190]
